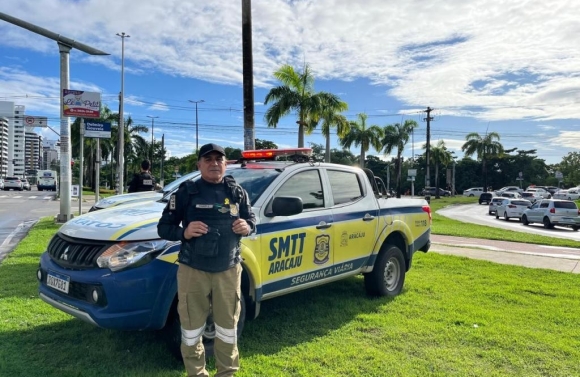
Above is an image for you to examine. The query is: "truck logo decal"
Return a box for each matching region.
[268,232,306,275]
[314,235,330,264]
[61,247,69,261]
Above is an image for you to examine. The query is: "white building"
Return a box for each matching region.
[0,116,8,177]
[0,102,26,177]
[42,139,60,170]
[25,127,43,173]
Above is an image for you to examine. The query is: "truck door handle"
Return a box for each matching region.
[363,214,375,221]
[316,222,332,229]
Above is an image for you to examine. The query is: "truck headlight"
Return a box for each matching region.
[96,239,169,272]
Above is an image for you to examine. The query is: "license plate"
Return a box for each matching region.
[46,270,70,294]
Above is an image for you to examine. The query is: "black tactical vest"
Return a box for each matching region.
[178,178,244,272]
[136,173,154,192]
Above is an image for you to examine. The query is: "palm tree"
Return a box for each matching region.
[339,113,384,169]
[461,132,504,192]
[264,64,344,147]
[381,120,418,198]
[319,98,349,163]
[426,140,453,198]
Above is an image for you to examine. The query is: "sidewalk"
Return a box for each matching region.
[430,235,580,274]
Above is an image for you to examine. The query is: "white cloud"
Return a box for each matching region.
[148,102,169,111]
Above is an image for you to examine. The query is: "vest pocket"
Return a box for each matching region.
[194,228,220,257]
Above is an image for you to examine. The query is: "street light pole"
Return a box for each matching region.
[116,32,129,195]
[146,115,158,167]
[188,100,204,152]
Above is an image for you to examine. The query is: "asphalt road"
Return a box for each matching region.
[0,190,94,263]
[437,202,580,242]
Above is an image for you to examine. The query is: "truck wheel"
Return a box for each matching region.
[522,215,529,225]
[165,295,246,360]
[364,245,405,297]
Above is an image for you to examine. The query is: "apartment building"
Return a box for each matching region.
[0,101,26,177]
[0,116,7,177]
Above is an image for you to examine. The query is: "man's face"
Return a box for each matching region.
[198,152,226,183]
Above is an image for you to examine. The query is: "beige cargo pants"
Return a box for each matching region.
[177,263,242,377]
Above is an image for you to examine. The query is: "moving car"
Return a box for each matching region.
[3,176,23,191]
[520,191,542,203]
[488,197,505,215]
[37,148,432,357]
[21,178,31,191]
[479,192,493,205]
[495,186,522,196]
[421,187,451,197]
[521,199,580,230]
[494,198,532,221]
[525,187,551,199]
[553,187,580,201]
[463,187,484,197]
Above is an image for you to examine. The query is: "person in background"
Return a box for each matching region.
[128,159,155,193]
[157,143,256,377]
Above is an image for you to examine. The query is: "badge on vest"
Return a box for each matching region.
[195,204,214,209]
[230,204,239,216]
[143,179,153,185]
[169,194,176,210]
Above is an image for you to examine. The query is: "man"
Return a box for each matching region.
[157,143,256,377]
[127,159,155,193]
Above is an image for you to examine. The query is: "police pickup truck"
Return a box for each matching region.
[37,148,431,356]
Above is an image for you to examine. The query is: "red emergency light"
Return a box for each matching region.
[241,148,312,160]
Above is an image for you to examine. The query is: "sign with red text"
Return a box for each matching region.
[63,90,101,118]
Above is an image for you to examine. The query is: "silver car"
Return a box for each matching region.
[521,199,580,230]
[488,197,505,215]
[21,179,31,191]
[3,176,23,191]
[495,198,532,221]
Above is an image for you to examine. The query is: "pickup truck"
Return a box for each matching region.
[37,148,432,356]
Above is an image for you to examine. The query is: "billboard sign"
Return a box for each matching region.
[63,90,101,118]
[24,116,48,127]
[84,121,111,138]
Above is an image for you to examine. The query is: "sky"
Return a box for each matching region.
[0,0,579,165]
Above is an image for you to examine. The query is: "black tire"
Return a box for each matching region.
[165,294,246,360]
[495,212,499,219]
[504,212,509,221]
[364,244,405,297]
[488,211,492,215]
[572,226,579,232]
[469,194,474,197]
[522,215,529,225]
[543,217,553,229]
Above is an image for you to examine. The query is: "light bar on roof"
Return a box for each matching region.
[241,148,312,159]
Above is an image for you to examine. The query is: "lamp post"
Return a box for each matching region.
[116,32,129,195]
[146,115,158,165]
[188,100,204,152]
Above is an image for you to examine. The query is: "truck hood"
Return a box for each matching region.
[61,200,167,242]
[92,191,162,210]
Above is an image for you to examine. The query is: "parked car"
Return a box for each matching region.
[521,199,580,230]
[488,197,505,215]
[520,191,542,203]
[525,187,551,199]
[421,187,451,197]
[553,187,580,201]
[0,178,4,190]
[495,198,532,221]
[500,192,522,199]
[463,187,484,197]
[3,176,23,191]
[479,192,493,205]
[495,186,522,196]
[21,178,31,191]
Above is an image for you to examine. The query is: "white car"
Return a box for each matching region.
[521,199,580,230]
[494,186,522,196]
[463,187,484,198]
[520,191,542,203]
[488,197,505,215]
[553,187,580,201]
[525,187,551,199]
[495,198,532,221]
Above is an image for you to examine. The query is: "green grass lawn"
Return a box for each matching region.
[1,200,580,376]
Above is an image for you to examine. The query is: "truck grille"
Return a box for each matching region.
[47,233,116,269]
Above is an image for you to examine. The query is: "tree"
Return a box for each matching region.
[254,139,278,149]
[339,113,384,169]
[264,64,344,148]
[425,140,452,198]
[319,98,349,163]
[461,132,504,192]
[381,120,418,198]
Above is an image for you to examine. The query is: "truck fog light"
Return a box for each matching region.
[92,289,99,303]
[37,269,42,281]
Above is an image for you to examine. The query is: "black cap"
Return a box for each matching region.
[198,143,226,158]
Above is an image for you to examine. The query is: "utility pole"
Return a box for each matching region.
[242,0,256,150]
[160,134,165,186]
[189,100,204,152]
[116,32,129,195]
[146,115,158,167]
[424,107,434,201]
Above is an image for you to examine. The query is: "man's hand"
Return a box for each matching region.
[183,221,208,240]
[232,218,251,236]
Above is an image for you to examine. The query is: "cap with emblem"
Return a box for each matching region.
[198,143,226,158]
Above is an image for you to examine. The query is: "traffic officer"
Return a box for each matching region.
[127,159,155,192]
[157,143,256,377]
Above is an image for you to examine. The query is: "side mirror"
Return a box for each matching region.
[266,196,303,217]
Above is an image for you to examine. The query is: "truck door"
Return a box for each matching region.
[258,168,334,297]
[326,169,379,274]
